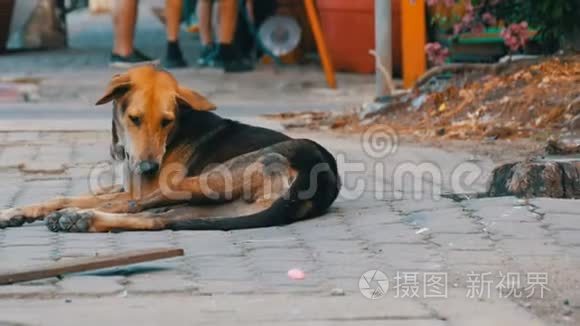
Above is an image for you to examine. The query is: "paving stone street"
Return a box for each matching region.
[0,3,579,326]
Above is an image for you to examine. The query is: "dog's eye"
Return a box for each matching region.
[129,115,141,126]
[161,118,173,127]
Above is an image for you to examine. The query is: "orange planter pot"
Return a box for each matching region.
[316,0,401,75]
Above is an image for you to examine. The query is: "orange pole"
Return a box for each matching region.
[304,0,337,89]
[401,0,427,88]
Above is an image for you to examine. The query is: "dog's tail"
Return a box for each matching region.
[165,140,340,231]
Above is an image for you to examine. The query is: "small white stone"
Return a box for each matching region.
[416,227,429,235]
[522,302,532,309]
[331,288,345,296]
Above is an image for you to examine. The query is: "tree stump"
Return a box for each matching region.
[488,159,580,199]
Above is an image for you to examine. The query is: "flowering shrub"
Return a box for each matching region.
[424,0,579,65]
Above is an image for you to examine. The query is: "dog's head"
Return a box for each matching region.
[95,65,215,176]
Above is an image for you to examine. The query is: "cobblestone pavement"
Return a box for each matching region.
[0,129,578,325]
[0,4,579,326]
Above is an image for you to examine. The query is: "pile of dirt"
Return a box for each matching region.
[267,56,580,142]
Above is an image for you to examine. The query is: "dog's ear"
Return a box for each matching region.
[95,73,132,106]
[176,86,216,111]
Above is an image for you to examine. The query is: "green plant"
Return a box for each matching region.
[426,0,579,63]
[492,0,579,51]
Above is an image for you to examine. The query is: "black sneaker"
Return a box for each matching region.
[216,43,253,73]
[162,41,188,69]
[197,44,218,67]
[109,50,158,68]
[133,49,154,61]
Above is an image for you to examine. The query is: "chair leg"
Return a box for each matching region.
[401,0,427,88]
[303,0,337,89]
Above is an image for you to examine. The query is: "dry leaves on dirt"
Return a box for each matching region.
[266,56,580,142]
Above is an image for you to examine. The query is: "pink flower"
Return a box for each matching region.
[501,21,529,52]
[425,42,450,66]
[482,12,497,26]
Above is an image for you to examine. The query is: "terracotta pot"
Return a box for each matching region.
[316,0,401,75]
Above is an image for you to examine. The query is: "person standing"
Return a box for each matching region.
[196,0,252,72]
[110,0,187,68]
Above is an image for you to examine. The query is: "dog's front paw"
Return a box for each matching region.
[46,209,95,233]
[0,208,27,229]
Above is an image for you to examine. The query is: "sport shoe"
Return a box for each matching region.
[109,50,158,68]
[197,44,218,67]
[133,49,154,61]
[162,41,188,69]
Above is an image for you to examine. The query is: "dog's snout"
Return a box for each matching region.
[137,160,160,175]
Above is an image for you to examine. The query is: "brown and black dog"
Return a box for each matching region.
[0,65,340,232]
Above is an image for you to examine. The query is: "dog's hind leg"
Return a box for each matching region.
[131,151,297,211]
[45,201,273,233]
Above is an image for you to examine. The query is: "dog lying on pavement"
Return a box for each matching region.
[0,65,340,232]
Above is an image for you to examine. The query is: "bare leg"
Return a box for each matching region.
[163,0,187,67]
[245,0,254,22]
[113,0,138,56]
[214,0,253,72]
[165,0,183,42]
[217,0,238,44]
[198,0,213,45]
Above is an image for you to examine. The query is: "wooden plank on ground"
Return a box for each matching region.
[0,247,184,285]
